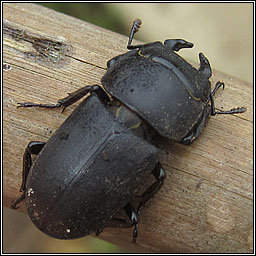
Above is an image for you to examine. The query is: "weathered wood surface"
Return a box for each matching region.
[3,3,253,253]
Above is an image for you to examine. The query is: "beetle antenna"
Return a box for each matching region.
[127,19,142,50]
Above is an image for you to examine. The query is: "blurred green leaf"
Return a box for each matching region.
[38,3,129,35]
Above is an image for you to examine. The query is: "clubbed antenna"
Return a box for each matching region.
[127,19,142,49]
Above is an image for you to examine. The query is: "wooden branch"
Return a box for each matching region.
[3,3,253,253]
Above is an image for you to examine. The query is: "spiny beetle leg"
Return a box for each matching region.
[123,203,139,243]
[11,193,25,209]
[211,81,225,96]
[136,162,166,217]
[103,202,139,243]
[17,85,110,112]
[21,141,46,192]
[95,228,103,236]
[182,80,247,144]
[180,106,211,145]
[181,79,246,145]
[208,82,247,116]
[11,141,46,209]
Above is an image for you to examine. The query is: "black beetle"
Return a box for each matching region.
[11,19,246,243]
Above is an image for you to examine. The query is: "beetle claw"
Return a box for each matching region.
[95,228,103,236]
[11,199,21,209]
[10,192,25,209]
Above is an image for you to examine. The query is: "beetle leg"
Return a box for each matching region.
[107,164,165,242]
[10,193,25,210]
[103,217,129,229]
[11,141,46,209]
[99,202,139,243]
[181,80,246,145]
[211,81,225,96]
[123,202,139,243]
[89,85,110,105]
[136,162,166,217]
[164,39,194,52]
[17,85,110,113]
[180,106,211,145]
[95,228,103,236]
[198,52,212,79]
[209,92,247,116]
[20,141,46,192]
[208,81,246,115]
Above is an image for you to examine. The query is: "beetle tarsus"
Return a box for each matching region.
[11,192,25,209]
[17,85,110,112]
[137,162,166,216]
[17,102,62,109]
[214,106,247,115]
[206,81,246,116]
[124,203,140,243]
[212,81,225,96]
[11,141,46,209]
[132,223,138,243]
[181,106,211,145]
[95,228,103,236]
[209,88,247,116]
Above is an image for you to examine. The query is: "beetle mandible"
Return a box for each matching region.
[11,19,246,243]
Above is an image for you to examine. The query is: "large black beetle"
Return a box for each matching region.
[11,19,246,242]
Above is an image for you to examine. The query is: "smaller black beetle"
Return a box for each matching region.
[11,19,246,243]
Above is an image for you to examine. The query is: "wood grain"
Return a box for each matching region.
[3,3,253,253]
